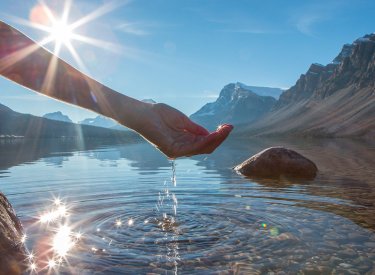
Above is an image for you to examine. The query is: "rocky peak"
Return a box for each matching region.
[217,82,258,104]
[141,99,156,104]
[43,111,73,123]
[276,33,375,108]
[332,44,355,64]
[190,82,277,129]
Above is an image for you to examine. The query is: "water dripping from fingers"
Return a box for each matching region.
[155,159,180,274]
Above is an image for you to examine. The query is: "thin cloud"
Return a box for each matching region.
[116,22,150,36]
[206,16,282,35]
[295,14,323,36]
[218,28,267,34]
[290,1,349,36]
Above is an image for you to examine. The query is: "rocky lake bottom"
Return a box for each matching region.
[0,137,374,274]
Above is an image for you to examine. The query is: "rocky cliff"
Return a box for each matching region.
[238,33,375,138]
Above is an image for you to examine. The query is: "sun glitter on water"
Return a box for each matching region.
[53,224,74,257]
[24,197,84,273]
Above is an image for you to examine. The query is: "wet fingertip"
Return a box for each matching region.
[217,124,233,131]
[225,124,234,130]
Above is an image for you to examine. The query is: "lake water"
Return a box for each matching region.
[0,137,375,274]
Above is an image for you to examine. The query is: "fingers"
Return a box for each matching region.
[180,124,233,157]
[183,118,210,135]
[199,124,233,154]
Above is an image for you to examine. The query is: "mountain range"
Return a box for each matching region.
[43,99,157,131]
[191,33,375,138]
[79,115,127,130]
[0,103,137,141]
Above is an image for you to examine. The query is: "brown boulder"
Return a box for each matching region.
[0,193,26,274]
[234,147,318,179]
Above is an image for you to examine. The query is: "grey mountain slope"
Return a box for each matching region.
[236,33,375,138]
[0,102,137,139]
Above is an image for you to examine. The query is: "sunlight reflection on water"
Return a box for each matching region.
[24,197,83,273]
[1,139,374,274]
[23,160,182,274]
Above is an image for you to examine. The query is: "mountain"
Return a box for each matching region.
[43,111,72,123]
[230,84,284,99]
[238,33,375,138]
[79,115,129,131]
[142,99,157,104]
[78,99,156,131]
[190,82,277,129]
[0,103,138,140]
[79,115,118,128]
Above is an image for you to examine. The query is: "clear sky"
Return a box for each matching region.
[0,0,374,122]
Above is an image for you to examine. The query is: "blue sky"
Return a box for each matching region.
[0,0,374,122]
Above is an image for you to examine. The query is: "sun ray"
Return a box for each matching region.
[70,33,124,53]
[2,0,139,138]
[64,40,87,72]
[61,0,72,23]
[4,0,132,71]
[69,1,127,31]
[71,32,153,61]
[3,15,51,33]
[0,36,54,74]
[40,54,59,95]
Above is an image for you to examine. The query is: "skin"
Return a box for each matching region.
[0,21,233,158]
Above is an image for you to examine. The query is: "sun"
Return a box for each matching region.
[49,20,73,47]
[9,0,125,65]
[3,0,127,94]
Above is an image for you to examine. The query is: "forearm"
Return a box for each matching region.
[0,21,148,130]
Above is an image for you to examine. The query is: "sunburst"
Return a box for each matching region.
[7,0,124,71]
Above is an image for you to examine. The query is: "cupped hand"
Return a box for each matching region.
[135,103,233,159]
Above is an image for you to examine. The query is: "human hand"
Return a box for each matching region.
[133,103,233,159]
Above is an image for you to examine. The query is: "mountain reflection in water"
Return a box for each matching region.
[0,137,374,274]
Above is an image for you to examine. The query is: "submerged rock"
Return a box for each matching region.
[234,147,318,179]
[0,193,26,274]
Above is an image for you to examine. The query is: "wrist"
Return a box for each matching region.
[112,94,154,132]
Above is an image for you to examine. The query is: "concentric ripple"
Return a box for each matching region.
[49,190,374,274]
[1,141,375,274]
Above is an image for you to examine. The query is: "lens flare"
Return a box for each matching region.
[75,232,82,239]
[29,262,37,271]
[48,259,56,268]
[54,198,61,205]
[115,219,122,227]
[21,234,27,243]
[53,225,74,257]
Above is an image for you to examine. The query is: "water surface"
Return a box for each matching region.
[0,138,374,274]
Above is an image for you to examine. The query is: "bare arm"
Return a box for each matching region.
[0,21,233,158]
[0,21,146,130]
